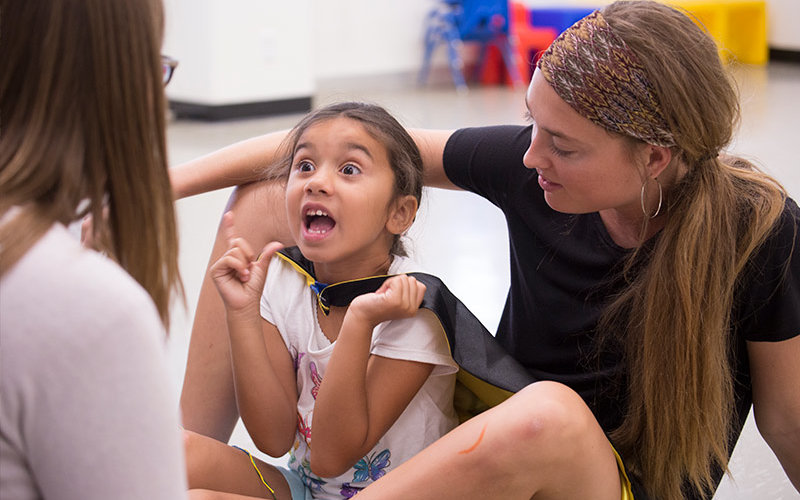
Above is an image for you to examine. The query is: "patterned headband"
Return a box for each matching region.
[536,10,676,148]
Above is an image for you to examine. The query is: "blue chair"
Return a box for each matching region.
[419,0,522,91]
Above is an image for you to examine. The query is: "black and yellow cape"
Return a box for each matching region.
[277,247,534,421]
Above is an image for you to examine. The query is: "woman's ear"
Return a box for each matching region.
[386,195,418,235]
[644,144,673,179]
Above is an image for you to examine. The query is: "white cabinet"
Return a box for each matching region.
[163,0,314,120]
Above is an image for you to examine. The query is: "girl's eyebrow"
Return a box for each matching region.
[294,142,313,155]
[293,141,374,160]
[344,142,373,160]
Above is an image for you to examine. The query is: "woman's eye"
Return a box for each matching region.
[341,164,361,175]
[297,160,314,172]
[523,110,534,124]
[549,144,573,158]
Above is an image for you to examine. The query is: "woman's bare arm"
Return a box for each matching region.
[170,131,288,199]
[409,129,459,190]
[170,129,460,199]
[749,335,800,492]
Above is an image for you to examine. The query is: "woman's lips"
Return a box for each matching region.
[537,174,562,192]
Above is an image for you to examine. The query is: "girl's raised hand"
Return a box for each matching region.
[349,274,426,327]
[210,211,283,315]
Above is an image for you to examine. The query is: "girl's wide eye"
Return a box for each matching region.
[341,164,361,175]
[297,160,314,172]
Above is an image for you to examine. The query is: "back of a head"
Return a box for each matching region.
[0,0,181,326]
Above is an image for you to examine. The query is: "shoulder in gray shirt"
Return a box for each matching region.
[1,223,187,500]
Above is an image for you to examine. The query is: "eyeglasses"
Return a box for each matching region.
[161,55,178,86]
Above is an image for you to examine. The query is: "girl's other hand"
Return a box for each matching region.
[349,275,426,327]
[210,211,283,314]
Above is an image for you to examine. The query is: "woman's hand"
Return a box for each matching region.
[80,208,112,256]
[209,211,283,315]
[349,275,426,327]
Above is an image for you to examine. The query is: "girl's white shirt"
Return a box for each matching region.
[260,254,458,499]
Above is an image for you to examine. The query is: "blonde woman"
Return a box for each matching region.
[0,0,186,498]
[173,2,799,499]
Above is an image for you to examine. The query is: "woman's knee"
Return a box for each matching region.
[183,429,217,483]
[188,489,223,500]
[468,382,619,498]
[183,428,202,454]
[500,381,600,458]
[227,181,292,246]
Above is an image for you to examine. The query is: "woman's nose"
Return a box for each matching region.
[522,143,537,170]
[523,141,548,171]
[522,128,547,171]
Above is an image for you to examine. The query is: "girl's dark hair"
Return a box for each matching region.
[266,102,423,256]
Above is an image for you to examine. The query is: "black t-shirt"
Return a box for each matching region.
[443,125,800,494]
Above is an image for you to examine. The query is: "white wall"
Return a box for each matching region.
[163,0,314,105]
[766,0,800,50]
[310,0,434,80]
[162,0,453,104]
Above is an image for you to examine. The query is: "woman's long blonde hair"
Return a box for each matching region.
[0,0,182,327]
[598,2,786,498]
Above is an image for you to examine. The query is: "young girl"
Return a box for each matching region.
[184,103,459,500]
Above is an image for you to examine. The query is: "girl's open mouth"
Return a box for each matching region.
[304,208,336,235]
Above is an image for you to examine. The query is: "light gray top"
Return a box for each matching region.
[0,222,187,500]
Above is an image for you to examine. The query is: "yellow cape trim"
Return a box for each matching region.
[276,252,316,287]
[612,445,635,500]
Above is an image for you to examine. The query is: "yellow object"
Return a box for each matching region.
[612,446,636,500]
[667,0,768,64]
[234,446,278,500]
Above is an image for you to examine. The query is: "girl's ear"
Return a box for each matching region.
[386,195,418,235]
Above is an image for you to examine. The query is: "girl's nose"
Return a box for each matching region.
[305,168,332,195]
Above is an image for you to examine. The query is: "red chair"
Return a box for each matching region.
[482,2,557,85]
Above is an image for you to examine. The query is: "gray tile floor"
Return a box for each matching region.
[166,63,800,498]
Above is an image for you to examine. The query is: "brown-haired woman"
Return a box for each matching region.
[172,1,800,499]
[0,0,186,498]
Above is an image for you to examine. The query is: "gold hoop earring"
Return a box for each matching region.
[640,177,663,219]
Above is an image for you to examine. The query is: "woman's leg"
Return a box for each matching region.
[184,429,292,500]
[356,381,623,500]
[180,181,293,441]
